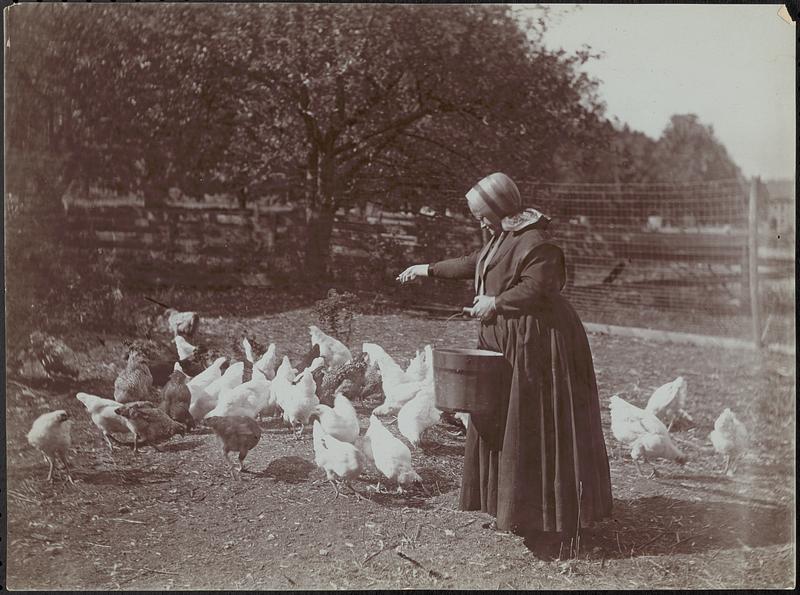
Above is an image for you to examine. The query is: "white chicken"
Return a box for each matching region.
[76,392,136,450]
[397,349,439,446]
[364,414,423,493]
[204,369,272,420]
[404,348,428,384]
[174,335,197,360]
[312,393,360,444]
[709,408,749,476]
[280,366,321,437]
[27,410,74,483]
[190,361,244,421]
[187,357,227,395]
[165,308,200,338]
[242,337,255,363]
[397,383,440,447]
[609,394,687,477]
[645,376,693,431]
[363,343,403,378]
[372,355,426,416]
[310,325,352,369]
[255,343,279,380]
[270,355,297,413]
[312,419,366,499]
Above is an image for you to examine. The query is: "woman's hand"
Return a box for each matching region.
[396,264,430,284]
[467,295,497,321]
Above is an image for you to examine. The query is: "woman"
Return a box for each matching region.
[398,172,613,550]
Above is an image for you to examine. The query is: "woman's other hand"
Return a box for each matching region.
[467,295,497,321]
[396,264,430,284]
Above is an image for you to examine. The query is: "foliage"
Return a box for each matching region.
[6,3,608,276]
[312,288,359,344]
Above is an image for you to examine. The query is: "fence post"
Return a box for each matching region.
[748,176,762,348]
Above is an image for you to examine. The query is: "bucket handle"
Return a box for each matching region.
[434,307,473,348]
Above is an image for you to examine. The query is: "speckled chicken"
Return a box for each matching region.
[317,351,369,406]
[160,369,195,430]
[204,415,262,479]
[114,401,187,452]
[114,349,156,404]
[27,410,74,483]
[28,331,80,382]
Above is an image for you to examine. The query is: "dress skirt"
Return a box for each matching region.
[459,296,613,536]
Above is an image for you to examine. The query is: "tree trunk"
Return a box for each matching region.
[303,202,337,283]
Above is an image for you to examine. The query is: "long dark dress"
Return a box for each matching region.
[429,224,613,537]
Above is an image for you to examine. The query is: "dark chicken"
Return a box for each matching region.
[204,416,262,479]
[160,370,195,430]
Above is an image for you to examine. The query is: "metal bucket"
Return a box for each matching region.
[432,347,511,414]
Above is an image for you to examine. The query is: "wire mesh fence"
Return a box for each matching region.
[331,177,794,347]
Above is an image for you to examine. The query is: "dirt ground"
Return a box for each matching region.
[5,301,796,590]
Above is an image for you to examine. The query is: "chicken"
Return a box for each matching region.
[270,355,297,412]
[309,325,352,369]
[312,419,365,498]
[27,331,80,382]
[114,349,156,404]
[204,361,246,400]
[255,343,279,380]
[362,342,399,375]
[205,369,272,420]
[404,348,428,384]
[280,367,321,437]
[174,335,197,361]
[609,394,687,477]
[317,351,369,405]
[372,354,426,416]
[296,343,321,373]
[76,392,136,449]
[187,357,229,421]
[645,376,693,431]
[114,402,187,452]
[149,344,216,386]
[160,369,195,430]
[630,433,687,477]
[709,408,749,475]
[364,414,423,493]
[27,410,74,483]
[312,393,360,444]
[204,416,262,479]
[397,383,440,447]
[165,308,200,338]
[187,356,228,394]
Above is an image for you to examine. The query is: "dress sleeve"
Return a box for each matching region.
[494,243,566,315]
[428,246,482,280]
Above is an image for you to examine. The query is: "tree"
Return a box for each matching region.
[6,3,608,279]
[652,114,742,183]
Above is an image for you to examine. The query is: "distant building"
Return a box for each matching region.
[763,179,795,242]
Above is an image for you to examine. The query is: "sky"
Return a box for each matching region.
[514,3,795,181]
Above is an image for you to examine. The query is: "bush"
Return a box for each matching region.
[313,288,358,344]
[4,193,146,359]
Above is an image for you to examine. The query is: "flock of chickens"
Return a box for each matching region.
[609,376,749,477]
[25,310,453,496]
[25,310,750,495]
